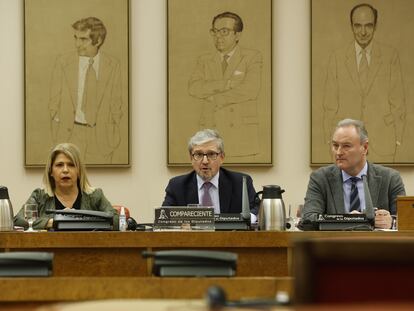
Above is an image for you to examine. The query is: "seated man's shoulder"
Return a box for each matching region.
[168,171,196,184]
[370,163,401,176]
[311,164,337,177]
[220,168,252,180]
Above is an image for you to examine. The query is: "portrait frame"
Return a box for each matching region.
[311,0,414,166]
[24,0,130,167]
[167,0,273,166]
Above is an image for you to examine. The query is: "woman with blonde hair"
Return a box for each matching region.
[14,143,118,230]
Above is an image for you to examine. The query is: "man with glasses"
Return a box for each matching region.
[302,119,405,229]
[162,129,258,216]
[188,12,262,158]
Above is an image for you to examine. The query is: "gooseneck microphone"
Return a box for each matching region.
[205,285,290,309]
[240,176,251,222]
[206,285,227,309]
[362,174,375,225]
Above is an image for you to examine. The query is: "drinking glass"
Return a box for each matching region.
[24,203,38,232]
[287,204,303,231]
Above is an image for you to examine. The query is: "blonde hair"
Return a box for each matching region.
[43,143,94,196]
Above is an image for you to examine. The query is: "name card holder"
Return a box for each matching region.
[154,206,215,231]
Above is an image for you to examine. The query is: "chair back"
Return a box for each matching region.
[294,236,414,304]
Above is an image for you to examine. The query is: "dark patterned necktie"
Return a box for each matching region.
[350,177,361,212]
[201,182,213,207]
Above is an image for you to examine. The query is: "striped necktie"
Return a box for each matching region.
[350,177,361,212]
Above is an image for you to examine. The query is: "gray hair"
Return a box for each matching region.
[187,129,224,153]
[335,119,369,143]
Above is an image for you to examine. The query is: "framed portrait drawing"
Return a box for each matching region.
[311,0,414,165]
[167,0,272,166]
[24,0,130,167]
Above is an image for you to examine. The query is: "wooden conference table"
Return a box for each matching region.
[2,197,414,305]
[0,276,292,302]
[2,230,414,305]
[1,230,414,278]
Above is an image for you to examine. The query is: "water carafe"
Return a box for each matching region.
[0,186,14,231]
[257,185,286,231]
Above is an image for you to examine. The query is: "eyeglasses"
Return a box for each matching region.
[191,152,221,161]
[209,27,235,37]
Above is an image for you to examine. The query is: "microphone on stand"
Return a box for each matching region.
[362,175,375,226]
[241,176,251,223]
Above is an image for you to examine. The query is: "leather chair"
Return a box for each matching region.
[294,236,414,304]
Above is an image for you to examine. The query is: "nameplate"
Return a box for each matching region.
[316,214,372,231]
[215,213,245,222]
[317,214,367,222]
[153,207,215,231]
[214,213,250,231]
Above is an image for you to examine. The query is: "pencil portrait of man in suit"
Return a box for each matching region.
[49,17,123,164]
[322,3,406,163]
[188,11,262,158]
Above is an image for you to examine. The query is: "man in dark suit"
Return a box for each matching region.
[303,119,405,229]
[162,129,257,216]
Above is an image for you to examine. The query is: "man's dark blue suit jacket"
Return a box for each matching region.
[162,168,258,214]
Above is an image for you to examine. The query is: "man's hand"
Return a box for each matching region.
[375,209,392,229]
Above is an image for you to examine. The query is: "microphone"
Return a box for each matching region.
[362,175,375,225]
[241,176,251,222]
[205,285,290,309]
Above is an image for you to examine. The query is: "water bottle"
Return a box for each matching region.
[119,206,127,232]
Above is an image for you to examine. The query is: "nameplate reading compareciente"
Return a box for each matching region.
[154,207,215,231]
